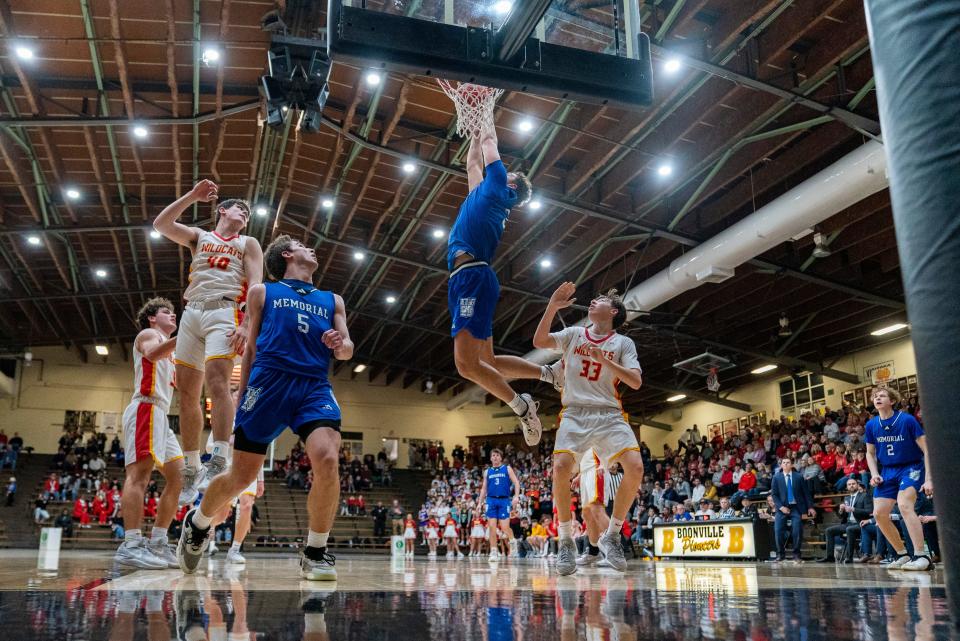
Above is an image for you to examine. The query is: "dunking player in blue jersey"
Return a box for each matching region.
[177,235,353,581]
[448,125,550,446]
[864,386,933,571]
[475,448,521,562]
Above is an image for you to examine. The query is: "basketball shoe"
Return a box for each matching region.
[556,538,578,576]
[301,547,337,581]
[518,393,542,446]
[598,531,627,572]
[115,537,168,569]
[176,508,211,574]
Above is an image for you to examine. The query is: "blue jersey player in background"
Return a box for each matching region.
[864,386,933,571]
[177,235,353,581]
[447,124,554,447]
[476,448,521,562]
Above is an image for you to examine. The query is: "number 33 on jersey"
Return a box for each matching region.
[549,327,641,409]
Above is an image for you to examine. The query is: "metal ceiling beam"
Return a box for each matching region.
[315,113,904,310]
[493,0,553,62]
[0,75,260,97]
[0,100,260,128]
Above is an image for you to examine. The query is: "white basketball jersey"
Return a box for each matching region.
[131,335,175,413]
[184,230,249,303]
[549,326,641,411]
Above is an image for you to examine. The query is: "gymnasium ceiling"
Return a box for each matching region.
[0,0,908,421]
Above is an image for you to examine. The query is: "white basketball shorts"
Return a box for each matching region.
[174,303,241,370]
[554,406,639,468]
[122,401,183,466]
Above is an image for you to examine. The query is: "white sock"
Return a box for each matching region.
[151,527,168,542]
[211,441,230,459]
[185,451,201,470]
[539,365,554,383]
[230,541,242,553]
[305,613,327,634]
[558,520,574,541]
[507,394,528,416]
[191,507,213,530]
[606,517,624,538]
[125,528,141,543]
[307,530,329,549]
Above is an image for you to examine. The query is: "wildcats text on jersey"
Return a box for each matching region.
[198,241,244,259]
[572,343,615,359]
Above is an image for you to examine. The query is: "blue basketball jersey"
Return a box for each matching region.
[487,464,512,498]
[865,411,925,466]
[253,280,334,379]
[447,160,517,269]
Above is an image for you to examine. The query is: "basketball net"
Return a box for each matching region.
[706,367,720,393]
[437,79,503,139]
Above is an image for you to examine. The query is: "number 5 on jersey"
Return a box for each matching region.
[579,359,601,381]
[297,313,309,334]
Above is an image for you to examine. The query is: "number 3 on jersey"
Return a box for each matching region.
[579,359,602,381]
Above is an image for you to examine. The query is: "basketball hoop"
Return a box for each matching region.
[437,79,503,139]
[706,367,720,393]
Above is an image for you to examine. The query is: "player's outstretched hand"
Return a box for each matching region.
[548,281,576,310]
[586,344,608,363]
[322,329,344,351]
[190,179,219,203]
[921,480,933,497]
[870,475,883,487]
[227,324,248,356]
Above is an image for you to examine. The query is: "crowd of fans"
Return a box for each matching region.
[406,394,935,562]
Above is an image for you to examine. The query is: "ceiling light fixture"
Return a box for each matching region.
[321,198,334,209]
[353,251,365,261]
[132,125,149,139]
[811,231,832,258]
[402,161,416,174]
[518,118,534,132]
[352,364,367,373]
[751,364,778,375]
[528,199,542,211]
[15,45,34,61]
[667,394,686,402]
[539,258,552,269]
[201,47,221,65]
[432,229,446,239]
[95,269,108,278]
[150,230,162,239]
[94,345,109,356]
[657,163,673,177]
[385,295,397,304]
[492,1,513,16]
[365,71,382,86]
[27,235,41,246]
[256,206,268,217]
[778,312,792,337]
[870,323,909,337]
[65,188,81,200]
[664,57,682,74]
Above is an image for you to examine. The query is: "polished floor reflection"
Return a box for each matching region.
[0,551,955,640]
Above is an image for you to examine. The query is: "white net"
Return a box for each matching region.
[437,79,504,139]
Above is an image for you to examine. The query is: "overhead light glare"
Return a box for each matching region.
[66,188,81,200]
[365,71,382,86]
[321,198,334,209]
[432,229,446,239]
[27,235,41,246]
[518,118,534,133]
[385,295,397,304]
[751,364,778,375]
[539,258,552,269]
[353,364,367,373]
[95,345,109,356]
[256,206,268,217]
[150,230,161,239]
[871,323,908,336]
[664,57,682,74]
[201,47,221,65]
[402,162,416,174]
[492,1,513,16]
[132,125,149,139]
[15,45,34,61]
[95,269,108,278]
[657,163,673,177]
[667,394,686,402]
[528,199,542,211]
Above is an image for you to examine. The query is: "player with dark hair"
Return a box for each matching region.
[865,386,934,571]
[176,235,351,581]
[447,124,544,446]
[153,180,264,505]
[475,448,521,562]
[115,298,184,568]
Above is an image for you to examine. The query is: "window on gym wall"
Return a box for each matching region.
[779,373,826,416]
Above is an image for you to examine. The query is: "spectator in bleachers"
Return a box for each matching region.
[5,476,15,506]
[694,499,715,520]
[73,495,92,527]
[371,501,387,538]
[42,473,60,502]
[818,477,872,563]
[34,493,50,524]
[55,509,74,539]
[715,497,737,520]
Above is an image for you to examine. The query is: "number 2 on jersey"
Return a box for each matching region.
[579,359,602,381]
[886,443,895,458]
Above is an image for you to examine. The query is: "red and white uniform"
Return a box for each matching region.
[176,230,249,369]
[425,519,440,540]
[403,518,417,540]
[578,448,609,506]
[122,336,182,466]
[470,517,486,539]
[443,517,458,539]
[550,326,642,467]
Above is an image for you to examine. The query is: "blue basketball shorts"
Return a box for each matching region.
[234,366,341,453]
[873,462,924,500]
[448,264,500,340]
[486,497,511,520]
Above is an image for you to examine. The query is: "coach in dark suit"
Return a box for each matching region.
[771,457,816,561]
[817,478,873,562]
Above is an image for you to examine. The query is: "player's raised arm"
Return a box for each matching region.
[136,329,177,363]
[236,283,265,406]
[533,281,577,349]
[153,180,218,248]
[323,294,354,361]
[479,127,502,167]
[466,136,484,192]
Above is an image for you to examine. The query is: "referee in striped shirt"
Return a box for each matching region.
[605,463,624,516]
